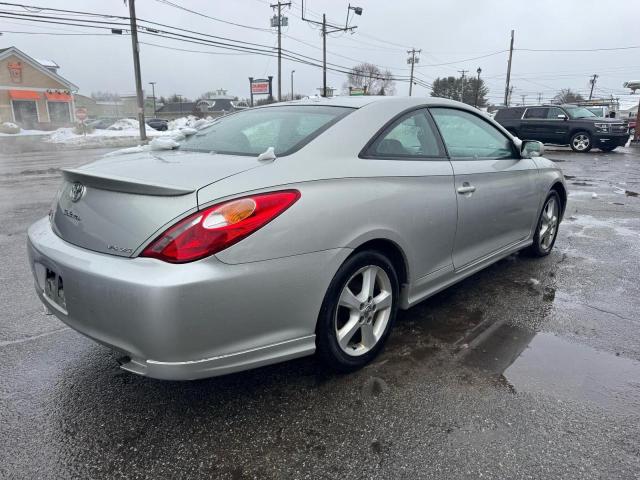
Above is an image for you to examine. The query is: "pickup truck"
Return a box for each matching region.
[495,104,629,152]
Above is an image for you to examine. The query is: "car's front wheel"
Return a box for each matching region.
[570,131,592,152]
[316,251,399,372]
[526,191,561,257]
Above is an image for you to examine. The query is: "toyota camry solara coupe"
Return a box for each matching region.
[28,97,566,380]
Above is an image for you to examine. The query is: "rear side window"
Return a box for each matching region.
[181,105,353,156]
[364,110,443,158]
[495,107,525,120]
[430,108,515,159]
[524,107,549,119]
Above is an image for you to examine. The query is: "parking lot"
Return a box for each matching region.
[1,146,639,479]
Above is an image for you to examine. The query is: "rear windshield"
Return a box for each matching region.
[181,105,353,156]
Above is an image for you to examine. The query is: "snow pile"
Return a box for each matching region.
[0,122,20,134]
[150,137,180,150]
[168,115,216,131]
[107,118,141,130]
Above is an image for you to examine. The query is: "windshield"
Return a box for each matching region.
[564,106,597,119]
[181,105,353,156]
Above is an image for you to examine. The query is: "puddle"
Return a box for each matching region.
[465,324,640,416]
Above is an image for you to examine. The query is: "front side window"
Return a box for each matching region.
[430,108,515,159]
[564,106,596,119]
[365,110,442,158]
[181,105,353,156]
[547,107,565,119]
[524,107,548,119]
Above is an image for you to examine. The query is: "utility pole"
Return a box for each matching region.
[458,69,468,103]
[301,1,362,97]
[270,1,290,102]
[290,69,295,100]
[127,0,146,141]
[521,94,526,106]
[474,67,482,108]
[503,29,514,106]
[508,86,514,107]
[407,48,421,96]
[537,92,542,104]
[149,81,157,116]
[589,74,599,100]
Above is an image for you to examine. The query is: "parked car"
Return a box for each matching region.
[495,104,629,152]
[86,118,115,129]
[146,118,169,131]
[28,97,566,380]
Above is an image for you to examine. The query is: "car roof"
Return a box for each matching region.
[263,95,476,110]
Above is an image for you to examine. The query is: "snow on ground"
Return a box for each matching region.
[0,116,213,148]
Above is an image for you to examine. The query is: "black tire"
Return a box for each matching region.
[599,144,617,152]
[525,191,561,257]
[316,250,399,372]
[569,131,592,153]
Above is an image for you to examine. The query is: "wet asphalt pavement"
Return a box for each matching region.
[1,145,639,479]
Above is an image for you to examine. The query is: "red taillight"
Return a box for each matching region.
[141,190,300,263]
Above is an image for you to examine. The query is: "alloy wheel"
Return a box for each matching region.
[572,134,590,151]
[539,197,559,251]
[334,265,393,356]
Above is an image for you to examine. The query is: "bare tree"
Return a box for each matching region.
[553,88,584,104]
[347,63,395,95]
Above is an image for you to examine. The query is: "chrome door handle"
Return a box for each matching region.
[457,183,476,194]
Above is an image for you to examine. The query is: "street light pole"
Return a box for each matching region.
[474,67,482,108]
[290,70,295,100]
[149,82,157,116]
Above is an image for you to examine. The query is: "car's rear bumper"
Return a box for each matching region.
[27,217,350,380]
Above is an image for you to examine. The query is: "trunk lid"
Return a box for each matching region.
[52,150,261,257]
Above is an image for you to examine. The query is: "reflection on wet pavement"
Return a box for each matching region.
[463,324,640,416]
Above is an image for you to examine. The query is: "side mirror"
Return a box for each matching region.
[557,114,568,120]
[521,140,545,158]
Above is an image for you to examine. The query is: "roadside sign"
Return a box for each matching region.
[251,79,270,95]
[75,107,88,121]
[349,87,366,96]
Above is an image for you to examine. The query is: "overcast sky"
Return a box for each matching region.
[2,0,638,106]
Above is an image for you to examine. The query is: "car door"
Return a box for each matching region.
[362,108,457,279]
[429,107,539,270]
[519,107,549,141]
[545,107,571,144]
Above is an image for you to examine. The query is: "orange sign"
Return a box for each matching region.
[8,62,22,83]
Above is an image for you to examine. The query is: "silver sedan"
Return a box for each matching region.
[27,97,566,380]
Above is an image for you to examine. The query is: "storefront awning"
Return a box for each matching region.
[45,92,72,102]
[8,90,41,100]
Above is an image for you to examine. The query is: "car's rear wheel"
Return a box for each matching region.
[570,131,592,152]
[526,191,561,257]
[316,251,399,372]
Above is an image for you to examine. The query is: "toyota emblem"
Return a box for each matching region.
[69,182,85,202]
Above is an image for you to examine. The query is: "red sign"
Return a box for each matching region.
[8,62,22,83]
[251,80,270,95]
[75,107,88,121]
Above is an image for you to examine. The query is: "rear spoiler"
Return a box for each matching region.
[62,169,195,196]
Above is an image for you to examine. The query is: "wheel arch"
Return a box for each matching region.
[550,181,567,219]
[350,238,409,288]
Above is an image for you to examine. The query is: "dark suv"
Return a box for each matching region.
[495,105,629,152]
